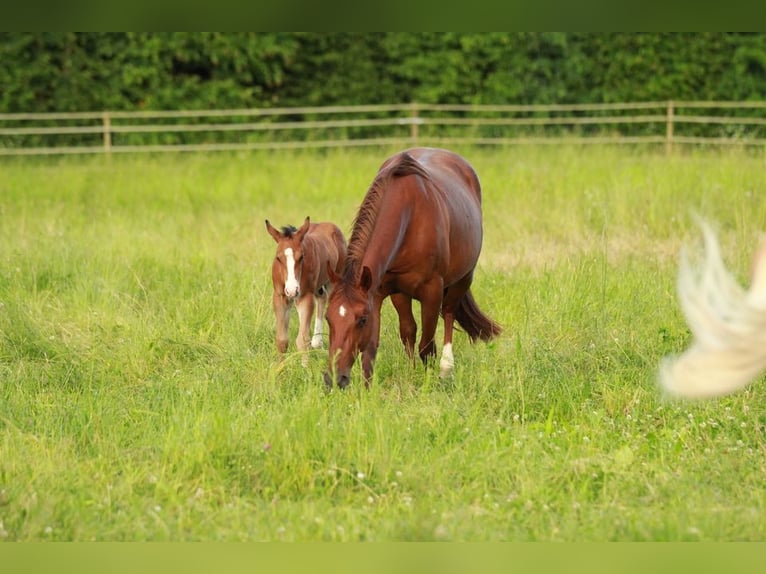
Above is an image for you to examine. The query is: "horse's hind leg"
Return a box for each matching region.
[439,273,473,377]
[391,293,417,359]
[295,294,315,367]
[311,286,328,349]
[416,278,444,365]
[439,309,456,378]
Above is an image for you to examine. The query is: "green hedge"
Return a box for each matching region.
[3,33,766,112]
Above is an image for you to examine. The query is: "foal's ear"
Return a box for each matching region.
[265,219,281,243]
[360,266,373,292]
[296,216,311,241]
[326,260,341,284]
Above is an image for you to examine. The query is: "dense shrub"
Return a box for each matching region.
[2,33,766,112]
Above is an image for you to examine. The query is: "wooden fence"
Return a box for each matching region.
[2,101,766,156]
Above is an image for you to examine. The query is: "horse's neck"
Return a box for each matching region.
[357,204,411,289]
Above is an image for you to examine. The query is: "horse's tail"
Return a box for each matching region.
[455,289,502,342]
[659,220,766,399]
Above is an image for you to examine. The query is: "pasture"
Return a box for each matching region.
[1,146,766,541]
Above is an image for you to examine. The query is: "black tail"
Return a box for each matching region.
[454,289,502,342]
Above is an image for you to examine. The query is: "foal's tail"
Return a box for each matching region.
[455,289,503,342]
[659,220,766,399]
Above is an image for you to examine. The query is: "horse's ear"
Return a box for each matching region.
[296,216,311,241]
[265,220,281,243]
[360,266,373,292]
[326,260,340,284]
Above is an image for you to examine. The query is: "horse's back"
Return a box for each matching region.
[388,147,481,204]
[377,148,484,282]
[409,148,483,246]
[308,222,347,275]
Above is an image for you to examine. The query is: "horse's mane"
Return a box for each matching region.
[343,152,431,282]
[280,225,298,238]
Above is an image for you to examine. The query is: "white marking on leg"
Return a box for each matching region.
[284,247,299,298]
[295,297,311,367]
[439,342,454,377]
[312,296,325,349]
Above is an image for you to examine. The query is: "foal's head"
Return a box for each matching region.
[323,265,375,389]
[265,216,311,299]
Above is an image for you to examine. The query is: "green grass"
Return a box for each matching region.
[2,146,766,540]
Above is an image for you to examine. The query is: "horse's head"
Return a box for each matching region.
[265,216,310,299]
[324,265,374,389]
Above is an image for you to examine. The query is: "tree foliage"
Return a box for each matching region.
[2,33,766,114]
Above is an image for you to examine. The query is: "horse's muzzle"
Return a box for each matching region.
[284,285,299,298]
[323,371,350,390]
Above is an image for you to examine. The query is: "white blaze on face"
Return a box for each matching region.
[283,247,300,298]
[339,305,347,317]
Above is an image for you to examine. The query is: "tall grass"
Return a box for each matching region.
[1,146,766,540]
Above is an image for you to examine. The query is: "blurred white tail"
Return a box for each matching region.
[659,221,766,399]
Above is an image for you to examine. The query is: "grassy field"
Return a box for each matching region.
[2,145,766,541]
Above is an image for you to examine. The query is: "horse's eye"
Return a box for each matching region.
[357,316,367,328]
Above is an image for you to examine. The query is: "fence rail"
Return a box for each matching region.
[2,101,766,156]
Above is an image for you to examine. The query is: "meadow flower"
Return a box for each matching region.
[433,524,450,540]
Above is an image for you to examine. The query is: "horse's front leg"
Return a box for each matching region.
[416,279,444,365]
[391,293,417,359]
[294,294,315,367]
[361,343,378,389]
[361,296,385,388]
[273,291,291,355]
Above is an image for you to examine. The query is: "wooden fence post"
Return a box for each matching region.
[102,111,112,154]
[665,100,674,155]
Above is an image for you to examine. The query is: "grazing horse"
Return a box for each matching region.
[660,220,766,399]
[266,216,347,363]
[323,147,502,389]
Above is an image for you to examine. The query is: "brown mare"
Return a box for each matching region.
[324,147,502,389]
[266,216,347,363]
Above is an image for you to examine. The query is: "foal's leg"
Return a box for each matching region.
[390,293,417,359]
[294,294,315,367]
[273,292,291,355]
[311,287,328,349]
[416,278,444,364]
